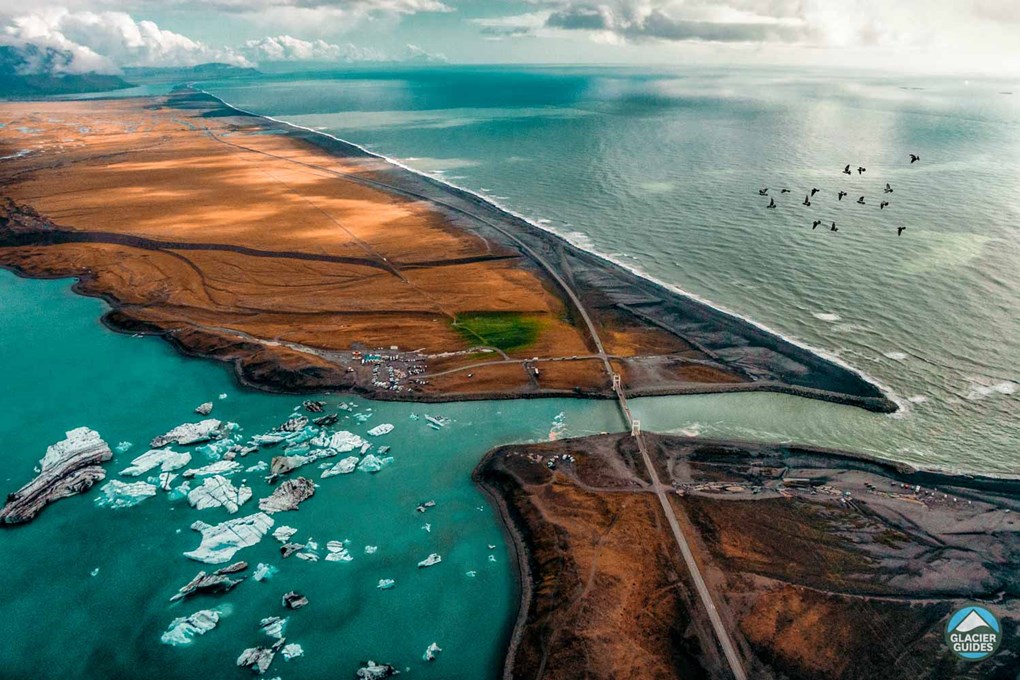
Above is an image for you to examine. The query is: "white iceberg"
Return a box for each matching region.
[364,545,378,554]
[182,460,241,478]
[321,456,359,478]
[376,579,395,590]
[311,430,366,453]
[121,448,192,476]
[94,480,157,509]
[246,460,269,473]
[115,441,133,454]
[188,475,252,514]
[151,419,228,448]
[417,553,441,568]
[260,616,288,639]
[357,454,392,473]
[325,540,353,562]
[282,643,304,661]
[160,608,225,646]
[253,563,278,582]
[184,513,274,564]
[422,642,442,662]
[366,423,393,437]
[272,525,297,543]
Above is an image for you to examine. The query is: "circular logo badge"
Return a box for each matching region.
[945,606,1001,661]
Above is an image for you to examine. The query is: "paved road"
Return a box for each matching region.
[204,114,748,679]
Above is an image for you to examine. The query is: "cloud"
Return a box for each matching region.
[240,35,446,63]
[0,9,250,73]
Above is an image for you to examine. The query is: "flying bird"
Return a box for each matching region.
[857,166,866,175]
[766,197,776,209]
[838,191,847,201]
[897,226,907,236]
[830,222,839,232]
[812,220,822,229]
[857,196,866,205]
[759,187,769,196]
[803,195,812,206]
[880,201,889,209]
[810,188,820,196]
[884,183,893,193]
[843,164,852,175]
[910,154,920,163]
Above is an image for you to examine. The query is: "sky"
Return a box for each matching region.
[1,0,1019,77]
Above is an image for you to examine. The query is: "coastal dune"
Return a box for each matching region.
[0,90,893,409]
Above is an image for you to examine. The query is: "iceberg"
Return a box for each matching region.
[121,448,191,476]
[170,562,248,602]
[376,579,395,590]
[115,441,133,454]
[182,460,241,478]
[276,415,308,433]
[272,525,297,543]
[357,454,392,473]
[0,427,113,524]
[246,460,269,473]
[366,423,394,437]
[356,661,399,679]
[282,643,304,661]
[188,475,252,514]
[160,608,225,647]
[184,513,274,564]
[364,545,378,554]
[422,642,442,662]
[253,563,278,582]
[151,419,229,448]
[258,478,315,513]
[282,591,308,609]
[260,616,288,639]
[313,430,366,453]
[321,456,359,478]
[94,479,157,509]
[237,639,284,675]
[417,553,442,568]
[194,402,214,416]
[325,540,353,562]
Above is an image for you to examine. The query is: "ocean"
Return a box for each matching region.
[1,64,1018,679]
[200,65,1020,472]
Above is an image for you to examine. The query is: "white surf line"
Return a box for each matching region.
[195,87,900,412]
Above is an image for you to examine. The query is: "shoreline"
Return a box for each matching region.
[196,87,901,412]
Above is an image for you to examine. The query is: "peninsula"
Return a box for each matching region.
[0,89,892,410]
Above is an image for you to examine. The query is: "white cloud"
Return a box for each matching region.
[0,9,250,73]
[241,35,389,62]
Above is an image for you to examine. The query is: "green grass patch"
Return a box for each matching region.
[452,312,545,353]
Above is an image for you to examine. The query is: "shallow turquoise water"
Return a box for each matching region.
[201,65,1020,472]
[0,270,621,679]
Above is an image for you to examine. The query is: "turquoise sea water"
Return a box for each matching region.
[201,66,1020,472]
[0,271,620,678]
[2,65,1020,679]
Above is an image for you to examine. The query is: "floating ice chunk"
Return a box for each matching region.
[168,481,192,502]
[151,419,230,448]
[417,553,441,568]
[367,424,394,437]
[357,454,392,473]
[488,555,496,563]
[356,661,399,679]
[260,616,287,639]
[321,457,359,478]
[95,480,157,508]
[115,441,133,454]
[253,563,278,582]
[237,641,282,675]
[219,393,228,400]
[184,513,274,564]
[376,579,395,590]
[188,475,252,514]
[121,449,192,476]
[422,523,431,533]
[353,412,372,423]
[465,571,476,578]
[416,500,436,513]
[183,460,241,478]
[246,461,269,473]
[311,431,366,453]
[258,478,315,513]
[273,526,297,543]
[160,608,225,646]
[282,643,304,661]
[158,472,178,491]
[422,642,442,662]
[195,402,214,416]
[90,567,100,577]
[364,545,378,554]
[325,540,353,562]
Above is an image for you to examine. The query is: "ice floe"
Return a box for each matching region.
[184,513,274,564]
[364,545,378,554]
[282,591,308,609]
[195,402,214,416]
[325,540,353,562]
[253,563,278,582]
[367,423,394,436]
[237,639,284,675]
[321,456,359,477]
[417,553,441,568]
[121,448,192,476]
[422,642,442,661]
[356,661,399,679]
[95,479,157,508]
[160,607,226,646]
[258,478,315,513]
[183,460,241,478]
[260,616,288,639]
[151,419,230,448]
[115,441,133,454]
[188,476,252,513]
[272,526,297,543]
[282,643,304,660]
[310,430,366,453]
[170,562,248,601]
[376,578,395,590]
[357,454,392,473]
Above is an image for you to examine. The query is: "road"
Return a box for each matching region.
[203,112,748,680]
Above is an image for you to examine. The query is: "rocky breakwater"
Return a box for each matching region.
[0,427,113,524]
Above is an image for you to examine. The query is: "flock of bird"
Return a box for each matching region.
[760,154,921,236]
